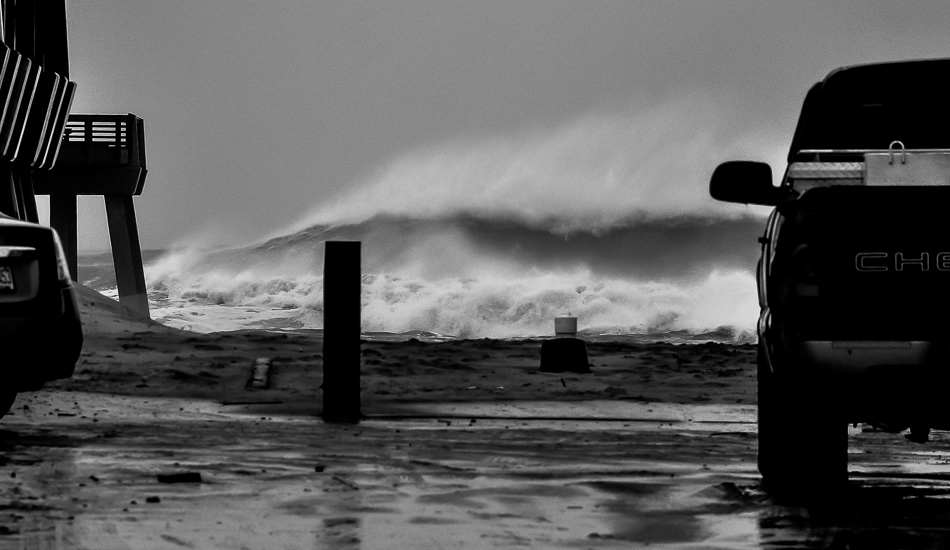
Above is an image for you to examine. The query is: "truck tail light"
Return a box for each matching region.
[789,244,820,298]
[791,244,819,281]
[52,231,71,284]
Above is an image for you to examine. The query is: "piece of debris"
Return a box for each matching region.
[160,534,193,547]
[157,472,203,484]
[168,369,193,381]
[332,476,359,491]
[408,459,472,472]
[245,358,272,389]
[194,343,224,351]
[906,426,930,443]
[314,465,326,473]
[146,496,161,503]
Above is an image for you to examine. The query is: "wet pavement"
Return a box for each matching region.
[2,392,950,548]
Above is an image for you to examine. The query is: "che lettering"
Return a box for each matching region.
[855,252,950,272]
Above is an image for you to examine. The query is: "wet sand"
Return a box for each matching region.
[1,286,949,548]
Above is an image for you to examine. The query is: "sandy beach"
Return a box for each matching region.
[65,285,757,416]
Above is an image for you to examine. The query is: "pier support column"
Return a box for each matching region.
[49,190,77,279]
[17,173,39,223]
[322,240,361,423]
[0,170,19,219]
[105,194,149,318]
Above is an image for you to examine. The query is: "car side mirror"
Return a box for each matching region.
[709,161,781,206]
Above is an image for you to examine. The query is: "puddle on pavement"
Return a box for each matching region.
[371,400,757,422]
[4,391,950,548]
[0,468,756,549]
[0,392,765,548]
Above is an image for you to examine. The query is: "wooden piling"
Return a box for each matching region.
[322,240,361,423]
[105,194,148,317]
[49,189,77,279]
[0,170,19,218]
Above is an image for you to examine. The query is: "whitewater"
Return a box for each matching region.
[82,95,781,342]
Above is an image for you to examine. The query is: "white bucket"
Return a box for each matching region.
[554,316,577,338]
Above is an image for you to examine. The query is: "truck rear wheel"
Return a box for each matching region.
[757,346,848,496]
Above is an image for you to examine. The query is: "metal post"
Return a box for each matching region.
[322,240,361,423]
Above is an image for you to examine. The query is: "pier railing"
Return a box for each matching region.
[35,113,147,195]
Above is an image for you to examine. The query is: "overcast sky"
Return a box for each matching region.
[58,1,950,251]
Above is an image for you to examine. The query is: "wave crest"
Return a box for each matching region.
[281,94,781,236]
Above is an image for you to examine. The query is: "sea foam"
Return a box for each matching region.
[135,216,762,340]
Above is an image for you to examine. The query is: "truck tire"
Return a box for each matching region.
[757,345,848,496]
[0,391,16,419]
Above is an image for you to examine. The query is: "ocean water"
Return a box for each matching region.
[79,97,778,342]
[79,214,764,343]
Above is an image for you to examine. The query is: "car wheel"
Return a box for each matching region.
[757,345,848,497]
[0,391,16,418]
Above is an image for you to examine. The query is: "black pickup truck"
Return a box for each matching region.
[710,58,950,492]
[0,214,82,417]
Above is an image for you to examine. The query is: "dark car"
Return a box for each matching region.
[710,58,950,493]
[0,214,82,417]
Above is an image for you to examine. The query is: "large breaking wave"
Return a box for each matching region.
[84,95,780,340]
[124,216,763,338]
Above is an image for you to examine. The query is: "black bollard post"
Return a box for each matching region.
[322,241,362,423]
[539,316,591,374]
